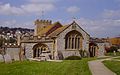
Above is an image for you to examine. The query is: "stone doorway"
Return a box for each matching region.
[33,43,49,58]
[89,42,98,57]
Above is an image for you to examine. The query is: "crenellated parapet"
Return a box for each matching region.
[35,19,52,26]
[34,19,52,36]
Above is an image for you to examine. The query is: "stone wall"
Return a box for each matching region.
[97,43,105,56]
[62,50,81,58]
[6,48,20,61]
[56,23,89,58]
[21,42,53,59]
[24,43,36,58]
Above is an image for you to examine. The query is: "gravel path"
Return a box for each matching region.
[88,56,120,75]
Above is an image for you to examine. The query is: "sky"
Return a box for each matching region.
[0,0,120,38]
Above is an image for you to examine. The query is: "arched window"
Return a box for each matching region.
[33,43,48,58]
[65,30,83,50]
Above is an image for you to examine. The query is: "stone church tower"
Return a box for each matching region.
[34,19,52,36]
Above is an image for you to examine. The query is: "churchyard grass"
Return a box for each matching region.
[113,57,120,60]
[103,60,120,75]
[0,58,94,75]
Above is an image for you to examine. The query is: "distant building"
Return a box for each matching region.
[89,37,110,57]
[109,37,120,46]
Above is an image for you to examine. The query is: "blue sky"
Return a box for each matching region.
[0,0,120,37]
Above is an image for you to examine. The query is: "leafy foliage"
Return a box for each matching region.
[106,46,118,53]
[8,37,16,43]
[0,37,5,47]
[109,46,118,52]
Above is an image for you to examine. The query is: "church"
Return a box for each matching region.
[20,19,90,60]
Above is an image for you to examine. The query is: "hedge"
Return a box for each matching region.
[64,56,81,60]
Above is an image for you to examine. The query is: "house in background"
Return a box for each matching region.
[109,37,120,49]
[89,37,111,57]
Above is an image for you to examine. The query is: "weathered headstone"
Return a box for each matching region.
[0,54,4,62]
[118,49,120,52]
[113,51,116,56]
[46,54,50,60]
[4,54,12,63]
[84,51,87,57]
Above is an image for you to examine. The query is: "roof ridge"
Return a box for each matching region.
[48,25,70,37]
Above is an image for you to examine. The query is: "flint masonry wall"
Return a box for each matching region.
[56,23,89,58]
[21,42,53,59]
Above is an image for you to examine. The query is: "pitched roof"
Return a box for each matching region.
[37,22,62,36]
[71,21,90,36]
[37,24,55,36]
[37,21,90,37]
[48,25,69,37]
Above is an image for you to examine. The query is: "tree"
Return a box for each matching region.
[0,37,6,62]
[9,37,16,43]
[0,37,4,47]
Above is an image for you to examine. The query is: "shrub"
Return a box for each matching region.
[64,56,81,60]
[109,46,118,52]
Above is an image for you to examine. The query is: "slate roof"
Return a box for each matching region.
[37,24,55,36]
[48,25,69,37]
[37,21,90,38]
[37,22,62,36]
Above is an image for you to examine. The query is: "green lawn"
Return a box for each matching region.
[113,57,120,60]
[0,58,93,75]
[103,60,120,75]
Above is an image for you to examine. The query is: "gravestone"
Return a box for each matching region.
[113,51,116,56]
[0,54,4,62]
[4,54,12,63]
[118,49,120,52]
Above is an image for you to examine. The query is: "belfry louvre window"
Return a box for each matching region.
[65,30,83,50]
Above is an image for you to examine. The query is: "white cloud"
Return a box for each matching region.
[102,9,120,19]
[27,0,58,3]
[0,3,55,15]
[76,18,120,37]
[21,3,55,14]
[0,3,24,15]
[74,9,120,37]
[0,20,34,28]
[67,6,80,14]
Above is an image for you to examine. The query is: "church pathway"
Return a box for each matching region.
[88,56,120,75]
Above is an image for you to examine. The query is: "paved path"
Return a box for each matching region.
[88,56,120,75]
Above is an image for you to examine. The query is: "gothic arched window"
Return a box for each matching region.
[65,30,83,50]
